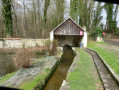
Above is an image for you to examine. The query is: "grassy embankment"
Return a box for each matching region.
[19,53,62,90]
[0,55,49,90]
[0,68,50,90]
[18,68,50,90]
[88,42,119,76]
[68,49,103,90]
[0,72,16,85]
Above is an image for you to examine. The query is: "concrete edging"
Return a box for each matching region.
[84,48,105,90]
[60,51,79,90]
[87,48,119,87]
[34,55,62,90]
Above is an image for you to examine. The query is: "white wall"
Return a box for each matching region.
[81,26,88,48]
[0,39,49,48]
[82,32,88,48]
[50,31,54,42]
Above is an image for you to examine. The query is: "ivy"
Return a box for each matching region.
[0,38,6,48]
[2,0,13,37]
[104,3,117,33]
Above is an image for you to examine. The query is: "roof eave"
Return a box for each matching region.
[50,17,85,33]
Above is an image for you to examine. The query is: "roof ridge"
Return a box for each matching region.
[50,17,85,33]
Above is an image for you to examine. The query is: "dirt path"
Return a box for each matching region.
[97,41,119,54]
[105,39,119,47]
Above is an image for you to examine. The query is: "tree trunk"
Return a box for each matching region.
[114,5,119,21]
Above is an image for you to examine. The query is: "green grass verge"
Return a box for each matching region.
[88,42,119,76]
[18,68,50,90]
[68,49,102,90]
[0,72,16,84]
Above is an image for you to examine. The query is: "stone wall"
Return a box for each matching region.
[0,39,49,48]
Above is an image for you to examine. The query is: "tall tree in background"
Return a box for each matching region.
[70,0,97,31]
[70,0,107,33]
[104,4,116,33]
[0,4,5,37]
[114,5,119,21]
[55,0,65,24]
[1,0,118,38]
[44,0,50,25]
[0,0,65,38]
[46,0,65,38]
[79,0,88,27]
[70,0,79,22]
[12,0,18,37]
[87,0,95,31]
[92,2,103,31]
[2,0,13,37]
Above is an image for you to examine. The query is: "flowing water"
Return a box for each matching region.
[44,45,76,90]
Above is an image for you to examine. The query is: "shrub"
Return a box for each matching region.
[90,27,103,41]
[45,40,58,56]
[13,48,35,69]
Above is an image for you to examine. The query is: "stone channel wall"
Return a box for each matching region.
[60,50,79,90]
[0,39,49,48]
[87,48,119,87]
[1,52,62,90]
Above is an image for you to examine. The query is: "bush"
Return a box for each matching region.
[90,27,103,41]
[45,40,58,56]
[13,48,35,69]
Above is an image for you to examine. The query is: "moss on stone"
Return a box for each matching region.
[18,68,51,90]
[0,72,16,85]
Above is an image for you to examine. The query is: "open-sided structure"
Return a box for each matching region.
[50,18,87,47]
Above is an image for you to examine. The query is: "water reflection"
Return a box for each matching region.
[44,45,76,90]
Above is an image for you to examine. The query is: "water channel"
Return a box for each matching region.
[43,45,76,90]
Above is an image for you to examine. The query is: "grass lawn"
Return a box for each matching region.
[68,49,103,90]
[88,42,119,76]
